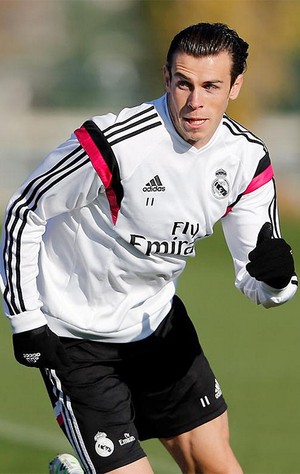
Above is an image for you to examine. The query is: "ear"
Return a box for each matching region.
[229,74,244,100]
[163,65,171,91]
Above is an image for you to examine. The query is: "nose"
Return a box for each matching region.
[187,90,204,109]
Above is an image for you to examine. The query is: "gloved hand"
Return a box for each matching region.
[246,222,295,289]
[13,325,71,369]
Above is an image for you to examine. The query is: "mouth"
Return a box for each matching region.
[183,117,207,128]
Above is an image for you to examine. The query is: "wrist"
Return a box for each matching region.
[9,309,48,334]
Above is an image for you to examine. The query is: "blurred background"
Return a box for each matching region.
[0,1,299,473]
[1,0,300,215]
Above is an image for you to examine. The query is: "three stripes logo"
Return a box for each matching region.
[143,175,165,193]
[215,379,222,399]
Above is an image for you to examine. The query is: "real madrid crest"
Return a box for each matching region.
[212,169,230,199]
[94,432,114,457]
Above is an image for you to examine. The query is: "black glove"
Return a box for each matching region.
[246,222,295,289]
[13,325,71,369]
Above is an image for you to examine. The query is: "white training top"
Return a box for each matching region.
[0,95,297,342]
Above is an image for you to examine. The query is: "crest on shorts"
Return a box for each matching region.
[212,169,230,199]
[94,432,114,457]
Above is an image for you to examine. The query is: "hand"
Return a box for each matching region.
[13,325,71,369]
[246,222,295,289]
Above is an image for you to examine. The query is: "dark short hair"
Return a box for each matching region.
[166,23,249,84]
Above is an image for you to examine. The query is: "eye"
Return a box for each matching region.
[203,82,219,91]
[177,80,191,90]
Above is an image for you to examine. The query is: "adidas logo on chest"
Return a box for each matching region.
[143,175,165,192]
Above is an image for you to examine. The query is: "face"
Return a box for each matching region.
[164,51,243,149]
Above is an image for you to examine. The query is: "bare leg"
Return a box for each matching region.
[160,411,243,474]
[105,456,154,474]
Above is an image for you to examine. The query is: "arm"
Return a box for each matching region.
[0,135,102,366]
[221,178,297,308]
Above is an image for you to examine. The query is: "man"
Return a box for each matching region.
[0,23,297,474]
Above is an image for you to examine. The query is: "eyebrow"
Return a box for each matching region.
[173,71,224,84]
[173,72,192,81]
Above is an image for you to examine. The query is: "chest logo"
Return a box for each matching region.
[212,169,229,199]
[143,175,165,192]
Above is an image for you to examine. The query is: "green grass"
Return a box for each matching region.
[0,217,299,474]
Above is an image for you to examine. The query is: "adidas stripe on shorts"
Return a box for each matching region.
[41,295,227,473]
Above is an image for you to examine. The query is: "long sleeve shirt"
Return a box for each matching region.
[0,95,297,342]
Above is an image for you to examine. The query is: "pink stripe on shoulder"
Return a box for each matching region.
[244,164,274,195]
[74,127,112,188]
[74,126,119,224]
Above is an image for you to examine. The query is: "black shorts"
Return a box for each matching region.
[41,295,227,473]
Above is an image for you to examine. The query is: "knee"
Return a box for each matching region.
[198,447,244,474]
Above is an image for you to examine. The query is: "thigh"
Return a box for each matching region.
[126,296,227,441]
[160,411,243,474]
[40,340,146,474]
